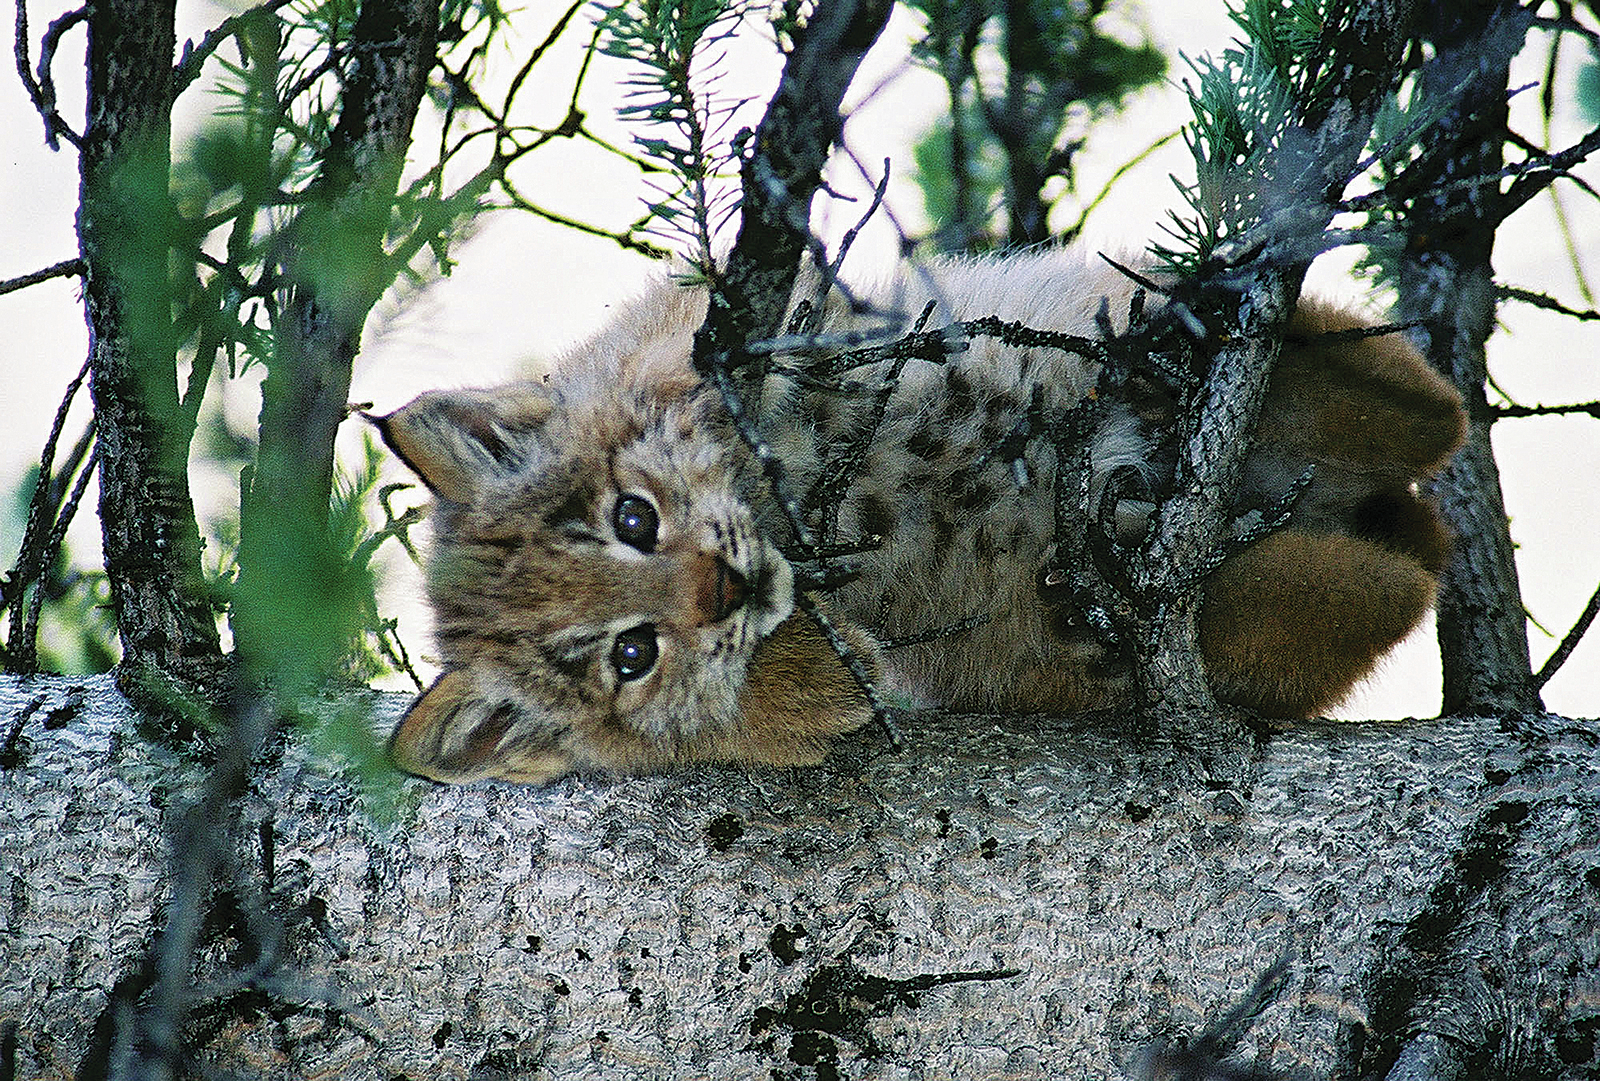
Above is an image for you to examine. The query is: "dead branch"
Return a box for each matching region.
[1535,578,1600,690]
[0,257,83,296]
[13,2,85,150]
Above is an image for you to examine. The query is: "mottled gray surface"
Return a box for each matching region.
[2,674,1596,1080]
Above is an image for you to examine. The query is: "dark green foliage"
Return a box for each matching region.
[910,103,1008,241]
[903,0,1166,250]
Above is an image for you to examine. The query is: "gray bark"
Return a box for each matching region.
[79,0,220,671]
[1393,0,1541,716]
[3,673,1597,1080]
[707,0,894,350]
[1126,0,1420,733]
[237,0,440,677]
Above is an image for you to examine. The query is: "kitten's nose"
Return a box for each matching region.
[691,555,748,624]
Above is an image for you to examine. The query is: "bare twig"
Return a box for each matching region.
[1061,130,1182,243]
[1492,399,1600,420]
[171,0,297,95]
[824,157,891,300]
[502,0,588,115]
[1531,10,1600,49]
[879,614,990,651]
[1496,283,1600,322]
[0,257,83,296]
[3,356,94,669]
[794,591,901,750]
[1497,119,1600,220]
[14,3,85,150]
[17,443,100,672]
[1536,580,1600,690]
[497,174,669,258]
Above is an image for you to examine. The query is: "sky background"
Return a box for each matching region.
[2,0,1596,717]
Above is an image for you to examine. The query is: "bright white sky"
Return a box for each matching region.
[2,1,1596,717]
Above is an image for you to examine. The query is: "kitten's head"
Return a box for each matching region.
[377,373,794,784]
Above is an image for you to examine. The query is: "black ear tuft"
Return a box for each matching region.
[390,668,574,785]
[373,385,558,503]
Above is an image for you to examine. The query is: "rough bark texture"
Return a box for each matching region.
[1128,0,1420,735]
[3,674,1596,1081]
[79,0,220,669]
[256,0,441,528]
[1395,0,1541,717]
[707,0,894,350]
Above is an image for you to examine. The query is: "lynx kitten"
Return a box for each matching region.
[378,249,1465,784]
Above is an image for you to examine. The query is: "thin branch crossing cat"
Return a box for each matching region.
[378,249,1465,784]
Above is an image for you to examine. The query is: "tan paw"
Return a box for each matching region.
[390,668,576,785]
[704,607,878,767]
[1200,528,1438,717]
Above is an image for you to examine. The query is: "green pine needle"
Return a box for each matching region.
[593,0,748,269]
[1154,0,1346,275]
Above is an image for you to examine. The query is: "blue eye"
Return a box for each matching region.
[611,624,658,681]
[613,494,659,552]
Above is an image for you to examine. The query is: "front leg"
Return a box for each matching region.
[697,608,877,767]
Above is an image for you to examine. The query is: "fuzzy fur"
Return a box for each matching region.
[379,248,1465,784]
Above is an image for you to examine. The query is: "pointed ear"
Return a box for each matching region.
[389,668,575,785]
[371,385,557,503]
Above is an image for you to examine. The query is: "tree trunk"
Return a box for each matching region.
[1396,0,1541,717]
[79,0,220,672]
[1132,0,1422,739]
[253,0,441,536]
[708,0,894,350]
[236,0,440,678]
[3,674,1595,1080]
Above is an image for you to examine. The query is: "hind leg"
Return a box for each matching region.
[1199,528,1438,717]
[1262,302,1466,478]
